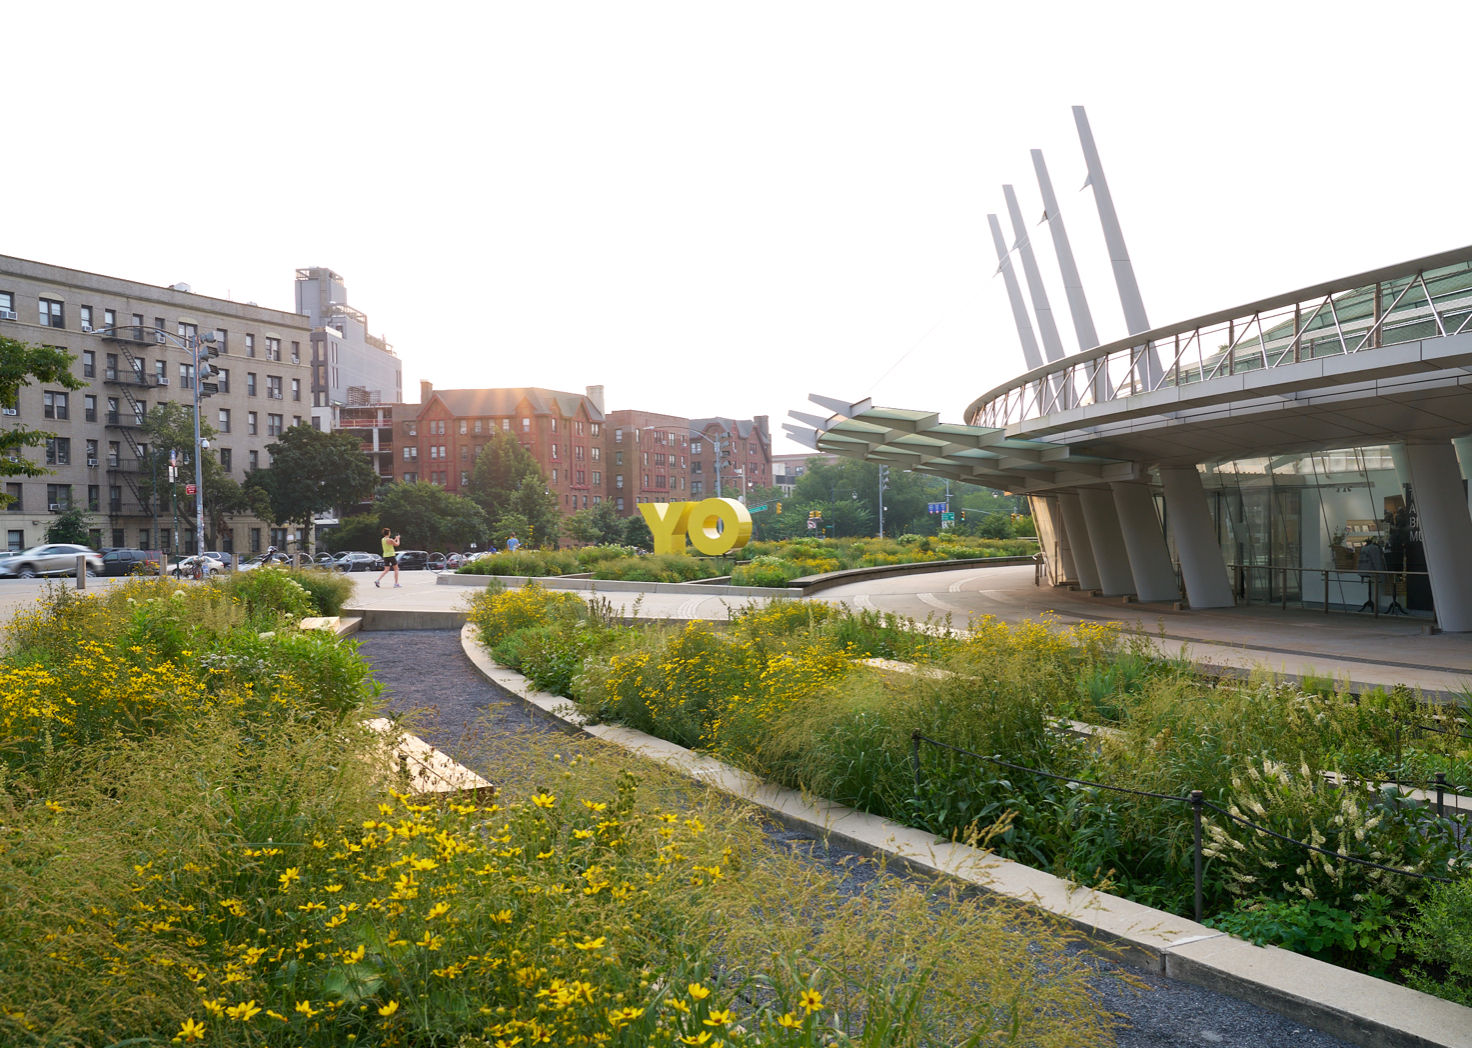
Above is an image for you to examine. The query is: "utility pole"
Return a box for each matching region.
[878,465,888,538]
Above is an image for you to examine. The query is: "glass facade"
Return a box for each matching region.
[1185,444,1433,616]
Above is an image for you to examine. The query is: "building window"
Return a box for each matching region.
[265,337,281,361]
[84,394,96,423]
[403,446,418,461]
[616,497,624,511]
[551,468,558,483]
[521,417,530,432]
[592,470,601,485]
[290,340,300,364]
[551,444,559,459]
[80,306,93,331]
[215,366,229,393]
[405,421,417,437]
[39,298,63,328]
[247,411,258,435]
[45,438,70,466]
[402,472,417,483]
[501,418,510,430]
[245,334,255,357]
[692,481,703,496]
[458,419,467,435]
[615,474,624,489]
[214,329,228,353]
[247,373,257,397]
[179,363,195,389]
[87,486,99,512]
[46,484,71,509]
[614,450,623,466]
[291,378,301,401]
[42,391,68,420]
[217,408,230,433]
[219,448,232,472]
[267,376,283,399]
[591,446,600,461]
[85,439,97,465]
[0,291,13,317]
[248,450,259,470]
[267,413,283,436]
[153,317,166,343]
[4,483,20,511]
[460,471,468,486]
[473,419,482,434]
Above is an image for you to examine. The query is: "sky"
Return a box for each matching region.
[8,2,1472,455]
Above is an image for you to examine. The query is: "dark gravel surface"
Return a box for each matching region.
[356,629,1356,1048]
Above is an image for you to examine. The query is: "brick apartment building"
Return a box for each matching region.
[341,385,773,519]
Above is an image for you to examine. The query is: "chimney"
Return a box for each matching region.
[420,379,433,403]
[585,384,605,413]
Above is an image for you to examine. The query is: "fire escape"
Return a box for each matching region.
[99,326,163,520]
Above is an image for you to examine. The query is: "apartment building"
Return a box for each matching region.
[295,267,401,429]
[0,255,314,554]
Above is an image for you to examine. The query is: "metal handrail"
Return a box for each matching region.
[965,245,1472,430]
[1226,562,1431,618]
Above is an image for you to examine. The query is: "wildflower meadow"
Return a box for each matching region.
[0,574,1115,1046]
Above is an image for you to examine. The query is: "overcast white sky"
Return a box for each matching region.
[7,2,1472,454]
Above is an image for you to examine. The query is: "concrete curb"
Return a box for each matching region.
[791,554,1038,595]
[435,573,798,598]
[456,623,1472,1048]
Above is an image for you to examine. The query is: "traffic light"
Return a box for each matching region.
[960,509,967,521]
[776,502,782,514]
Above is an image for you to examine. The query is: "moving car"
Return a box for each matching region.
[236,550,292,572]
[0,543,103,578]
[426,552,447,571]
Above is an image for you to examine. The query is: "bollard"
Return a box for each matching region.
[75,555,86,590]
[1435,772,1446,818]
[911,731,923,796]
[1190,790,1204,923]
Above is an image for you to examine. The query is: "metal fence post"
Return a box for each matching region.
[1190,790,1204,923]
[911,731,923,796]
[1435,772,1446,818]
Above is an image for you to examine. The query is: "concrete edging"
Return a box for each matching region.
[456,623,1472,1048]
[791,554,1039,595]
[435,572,798,598]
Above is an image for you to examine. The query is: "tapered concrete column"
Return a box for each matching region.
[1160,466,1233,608]
[1077,488,1134,596]
[1110,481,1178,603]
[1056,490,1100,591]
[1028,495,1076,585]
[1451,436,1472,515]
[1402,442,1472,632]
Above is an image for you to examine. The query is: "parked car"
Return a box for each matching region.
[236,550,292,572]
[101,548,162,577]
[334,551,384,572]
[170,551,232,578]
[0,543,103,578]
[445,552,465,569]
[396,549,429,571]
[427,552,447,571]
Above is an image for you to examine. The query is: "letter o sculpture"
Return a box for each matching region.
[686,497,753,555]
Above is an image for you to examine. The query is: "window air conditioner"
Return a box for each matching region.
[87,458,99,467]
[81,323,93,332]
[157,377,169,385]
[48,503,61,512]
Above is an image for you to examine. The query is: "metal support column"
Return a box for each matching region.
[1056,490,1099,591]
[1403,442,1472,632]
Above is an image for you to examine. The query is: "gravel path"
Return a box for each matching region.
[357,629,1356,1048]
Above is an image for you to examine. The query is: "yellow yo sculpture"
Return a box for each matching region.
[639,498,754,555]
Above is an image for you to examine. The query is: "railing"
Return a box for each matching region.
[1227,562,1432,618]
[966,246,1472,430]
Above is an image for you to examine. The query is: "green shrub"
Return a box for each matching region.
[461,549,580,577]
[730,555,802,587]
[280,566,353,616]
[1406,876,1472,1004]
[1209,894,1402,977]
[220,567,317,626]
[466,580,589,648]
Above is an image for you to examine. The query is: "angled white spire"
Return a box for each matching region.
[987,214,1044,374]
[1002,184,1067,367]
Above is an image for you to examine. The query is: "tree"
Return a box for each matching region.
[565,501,626,546]
[140,402,254,550]
[0,336,83,506]
[44,506,92,546]
[247,425,379,541]
[465,430,560,548]
[323,513,382,554]
[375,482,489,552]
[792,459,927,536]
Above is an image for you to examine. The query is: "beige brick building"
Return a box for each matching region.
[0,255,314,554]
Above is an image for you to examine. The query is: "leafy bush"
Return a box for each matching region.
[731,555,802,587]
[1406,876,1472,1004]
[220,567,317,626]
[280,566,354,616]
[466,580,589,648]
[1208,894,1402,977]
[460,549,581,577]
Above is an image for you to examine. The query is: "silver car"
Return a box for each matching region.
[0,543,103,578]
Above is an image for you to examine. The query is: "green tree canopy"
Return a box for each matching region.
[374,482,489,552]
[44,506,93,546]
[564,501,626,546]
[791,459,927,536]
[465,430,560,547]
[0,336,83,505]
[246,425,379,532]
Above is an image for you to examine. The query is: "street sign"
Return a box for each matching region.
[806,519,817,530]
[185,484,197,496]
[748,504,768,513]
[941,512,955,522]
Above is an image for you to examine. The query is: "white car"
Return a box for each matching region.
[171,551,232,578]
[0,543,103,578]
